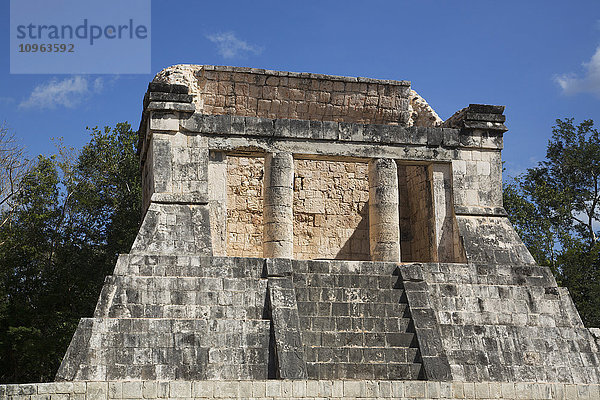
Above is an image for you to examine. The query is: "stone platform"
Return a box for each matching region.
[2,380,600,399]
[28,66,600,398]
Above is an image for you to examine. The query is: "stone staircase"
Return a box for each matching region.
[57,256,273,381]
[291,260,424,380]
[58,256,430,382]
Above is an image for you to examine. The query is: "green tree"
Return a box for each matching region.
[0,122,141,383]
[0,122,31,229]
[504,118,600,327]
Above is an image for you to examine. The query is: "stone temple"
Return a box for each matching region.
[3,65,600,399]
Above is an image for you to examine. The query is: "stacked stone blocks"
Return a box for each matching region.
[293,159,369,261]
[48,67,600,394]
[225,156,264,257]
[155,65,412,125]
[57,256,272,381]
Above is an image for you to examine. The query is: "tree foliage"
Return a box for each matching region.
[0,123,31,230]
[0,123,141,383]
[504,118,600,327]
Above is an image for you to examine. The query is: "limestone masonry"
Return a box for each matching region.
[3,65,600,399]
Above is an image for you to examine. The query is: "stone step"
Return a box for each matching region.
[300,329,418,348]
[305,361,424,380]
[421,263,558,287]
[294,287,406,303]
[103,275,266,293]
[291,259,399,276]
[304,346,421,364]
[299,316,414,334]
[102,303,262,319]
[293,273,403,291]
[296,314,413,332]
[296,300,409,317]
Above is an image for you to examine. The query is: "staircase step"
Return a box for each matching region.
[299,329,417,348]
[297,300,408,315]
[293,273,402,291]
[305,346,421,364]
[305,362,423,380]
[299,316,414,334]
[296,314,412,332]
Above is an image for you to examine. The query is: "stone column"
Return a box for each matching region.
[263,152,294,258]
[208,151,227,256]
[368,158,401,262]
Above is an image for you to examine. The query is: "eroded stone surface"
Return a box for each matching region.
[407,90,443,127]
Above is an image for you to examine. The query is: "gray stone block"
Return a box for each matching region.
[267,277,307,379]
[264,258,293,277]
[245,117,274,136]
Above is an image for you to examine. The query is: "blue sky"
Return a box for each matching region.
[1,1,600,179]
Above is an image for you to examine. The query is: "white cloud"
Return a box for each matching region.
[555,46,600,95]
[206,31,263,59]
[19,76,105,109]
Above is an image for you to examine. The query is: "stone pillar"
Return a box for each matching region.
[208,151,227,256]
[368,158,401,262]
[263,152,294,258]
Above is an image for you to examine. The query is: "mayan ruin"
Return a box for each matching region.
[2,65,600,399]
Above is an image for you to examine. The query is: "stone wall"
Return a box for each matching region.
[293,159,369,260]
[452,149,503,211]
[431,164,466,263]
[154,65,411,126]
[397,165,414,260]
[225,156,264,258]
[398,263,600,384]
[405,165,435,262]
[2,380,600,399]
[56,256,271,382]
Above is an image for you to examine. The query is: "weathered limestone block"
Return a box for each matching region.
[407,90,443,127]
[263,152,294,258]
[130,203,212,255]
[455,215,535,265]
[368,158,400,262]
[266,260,307,379]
